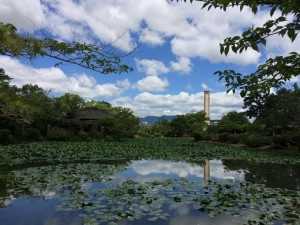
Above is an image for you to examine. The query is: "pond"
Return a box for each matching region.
[0,159,300,225]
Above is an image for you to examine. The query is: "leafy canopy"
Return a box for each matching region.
[0,22,131,74]
[175,0,300,117]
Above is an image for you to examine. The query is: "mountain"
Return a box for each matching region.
[140,115,177,125]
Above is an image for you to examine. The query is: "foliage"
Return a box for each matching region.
[138,112,207,138]
[176,0,300,117]
[55,93,85,117]
[0,22,131,74]
[0,73,139,143]
[0,129,14,145]
[99,107,140,140]
[1,138,300,169]
[170,111,207,137]
[241,134,272,147]
[1,158,300,225]
[257,85,300,134]
[218,111,250,134]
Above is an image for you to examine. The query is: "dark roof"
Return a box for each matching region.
[72,108,109,120]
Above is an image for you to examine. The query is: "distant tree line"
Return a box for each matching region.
[0,69,139,144]
[139,85,300,150]
[138,111,207,138]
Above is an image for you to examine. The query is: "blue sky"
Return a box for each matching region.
[0,0,299,118]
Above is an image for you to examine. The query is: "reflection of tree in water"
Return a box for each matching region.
[0,162,127,208]
[223,159,300,190]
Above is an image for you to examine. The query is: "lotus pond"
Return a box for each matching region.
[0,139,300,225]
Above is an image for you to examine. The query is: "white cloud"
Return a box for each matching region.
[0,0,45,31]
[112,91,243,119]
[1,0,288,65]
[0,56,128,99]
[171,37,260,65]
[130,160,245,181]
[291,76,300,84]
[266,35,300,58]
[170,57,192,74]
[136,76,169,93]
[140,28,165,46]
[136,58,169,76]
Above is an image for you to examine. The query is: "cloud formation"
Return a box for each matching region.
[2,0,297,65]
[136,58,169,76]
[130,160,245,181]
[112,91,243,119]
[136,76,169,93]
[0,56,129,99]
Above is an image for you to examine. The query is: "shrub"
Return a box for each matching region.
[193,131,210,142]
[242,134,272,147]
[0,129,14,145]
[23,128,42,141]
[217,133,241,144]
[47,127,71,141]
[218,133,230,143]
[291,134,300,150]
[272,135,290,148]
[273,132,300,150]
[227,134,240,144]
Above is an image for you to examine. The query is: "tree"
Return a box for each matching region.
[18,84,55,136]
[170,111,207,137]
[55,93,85,117]
[99,107,139,139]
[84,100,112,110]
[256,84,300,135]
[175,0,300,117]
[218,111,249,134]
[0,68,11,87]
[0,22,131,74]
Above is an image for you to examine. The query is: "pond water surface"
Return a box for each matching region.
[0,159,300,225]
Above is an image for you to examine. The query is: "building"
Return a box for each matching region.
[203,90,219,125]
[204,90,210,120]
[63,107,110,132]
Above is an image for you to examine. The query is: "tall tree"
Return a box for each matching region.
[175,0,300,117]
[257,84,300,135]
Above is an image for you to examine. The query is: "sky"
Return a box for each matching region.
[0,0,299,119]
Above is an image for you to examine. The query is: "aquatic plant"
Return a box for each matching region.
[1,138,300,168]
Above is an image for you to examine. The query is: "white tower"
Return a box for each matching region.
[204,90,210,122]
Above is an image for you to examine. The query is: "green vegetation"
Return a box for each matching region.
[139,85,300,150]
[0,71,139,144]
[1,159,300,225]
[178,0,300,118]
[138,111,207,138]
[89,179,300,225]
[0,22,130,74]
[1,138,300,169]
[203,86,300,149]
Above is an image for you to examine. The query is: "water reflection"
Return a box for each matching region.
[223,159,300,190]
[120,159,245,183]
[0,159,299,225]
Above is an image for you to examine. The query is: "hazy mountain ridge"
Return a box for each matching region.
[140,115,177,125]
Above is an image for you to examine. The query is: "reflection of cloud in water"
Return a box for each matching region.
[169,214,246,225]
[130,160,245,181]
